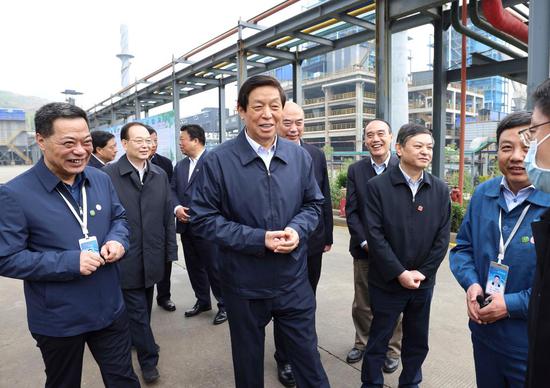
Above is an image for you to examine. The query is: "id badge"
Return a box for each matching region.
[79,236,99,254]
[485,261,509,296]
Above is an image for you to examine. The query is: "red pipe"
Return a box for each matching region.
[482,0,528,44]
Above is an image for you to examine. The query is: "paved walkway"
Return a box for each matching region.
[0,166,476,387]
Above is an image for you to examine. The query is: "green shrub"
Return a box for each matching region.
[451,202,466,233]
[335,168,348,189]
[330,183,345,209]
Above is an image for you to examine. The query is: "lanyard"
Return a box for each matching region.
[497,204,530,264]
[56,185,89,238]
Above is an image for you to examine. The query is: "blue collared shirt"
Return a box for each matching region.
[399,164,424,198]
[500,177,535,212]
[245,129,277,169]
[371,153,391,176]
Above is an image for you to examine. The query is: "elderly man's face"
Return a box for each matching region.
[497,126,530,193]
[396,133,433,171]
[364,120,392,161]
[278,103,304,144]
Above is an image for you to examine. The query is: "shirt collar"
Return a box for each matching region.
[190,148,206,163]
[244,128,277,155]
[398,164,424,185]
[500,176,534,196]
[91,153,106,165]
[35,157,89,192]
[371,152,391,169]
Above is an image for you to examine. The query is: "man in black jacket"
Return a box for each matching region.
[89,130,117,168]
[103,122,178,384]
[525,78,550,388]
[345,119,402,372]
[361,123,450,388]
[145,125,177,313]
[273,101,333,387]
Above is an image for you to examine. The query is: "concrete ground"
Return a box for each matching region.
[0,166,476,387]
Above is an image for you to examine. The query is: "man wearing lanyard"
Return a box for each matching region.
[450,112,550,387]
[0,102,139,387]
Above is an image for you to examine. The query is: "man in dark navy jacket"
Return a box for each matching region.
[0,102,139,387]
[273,101,333,387]
[345,119,402,372]
[361,123,450,388]
[171,124,226,325]
[191,75,329,388]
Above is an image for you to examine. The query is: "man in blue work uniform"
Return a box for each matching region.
[191,75,330,388]
[450,111,550,387]
[0,102,139,387]
[361,123,450,388]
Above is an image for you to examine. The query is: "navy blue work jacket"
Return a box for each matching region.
[366,166,451,291]
[0,158,129,337]
[190,130,323,298]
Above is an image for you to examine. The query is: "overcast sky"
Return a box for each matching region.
[1,0,304,115]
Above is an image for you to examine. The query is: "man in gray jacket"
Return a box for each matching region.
[103,121,178,384]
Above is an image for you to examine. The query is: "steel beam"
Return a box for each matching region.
[432,7,446,179]
[172,70,182,161]
[389,0,447,19]
[292,31,334,47]
[446,57,528,82]
[249,47,295,61]
[218,82,227,144]
[375,0,391,121]
[338,13,375,31]
[292,58,303,106]
[527,0,550,106]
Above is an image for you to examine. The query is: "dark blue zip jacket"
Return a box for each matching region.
[190,130,323,298]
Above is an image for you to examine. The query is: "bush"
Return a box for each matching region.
[330,182,345,209]
[335,168,348,189]
[451,202,466,233]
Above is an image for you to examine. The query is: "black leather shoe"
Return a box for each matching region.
[277,363,296,387]
[184,301,212,317]
[142,366,160,384]
[157,299,176,312]
[346,347,364,364]
[383,357,400,374]
[213,308,228,325]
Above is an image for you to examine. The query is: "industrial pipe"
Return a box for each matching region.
[481,0,528,44]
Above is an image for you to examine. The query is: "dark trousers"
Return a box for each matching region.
[307,251,323,294]
[123,287,158,371]
[472,336,526,388]
[224,279,329,388]
[181,233,224,308]
[361,284,433,388]
[155,261,172,303]
[31,312,140,388]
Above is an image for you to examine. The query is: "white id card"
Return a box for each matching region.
[79,236,99,254]
[485,261,509,296]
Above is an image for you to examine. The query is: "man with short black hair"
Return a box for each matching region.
[451,111,550,387]
[89,130,117,168]
[0,102,139,387]
[526,78,550,387]
[191,75,329,388]
[103,122,178,384]
[361,123,450,387]
[172,124,226,325]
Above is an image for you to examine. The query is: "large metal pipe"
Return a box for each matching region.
[469,0,527,53]
[481,0,528,44]
[458,0,467,205]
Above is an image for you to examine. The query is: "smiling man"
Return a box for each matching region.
[0,102,139,387]
[450,112,550,388]
[361,123,451,388]
[190,75,329,388]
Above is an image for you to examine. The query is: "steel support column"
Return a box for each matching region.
[355,81,364,158]
[172,72,182,161]
[292,58,303,105]
[526,0,550,106]
[432,7,446,178]
[237,40,248,88]
[375,0,391,121]
[134,94,140,120]
[218,82,226,144]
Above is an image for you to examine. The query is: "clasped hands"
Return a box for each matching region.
[80,241,125,275]
[397,269,426,289]
[466,283,508,325]
[265,227,300,254]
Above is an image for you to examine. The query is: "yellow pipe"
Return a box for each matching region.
[267,3,375,48]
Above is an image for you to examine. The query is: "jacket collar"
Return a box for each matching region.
[484,177,550,208]
[389,163,432,187]
[117,154,157,177]
[35,156,90,192]
[235,129,290,166]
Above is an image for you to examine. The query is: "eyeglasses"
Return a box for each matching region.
[128,138,153,146]
[519,120,550,147]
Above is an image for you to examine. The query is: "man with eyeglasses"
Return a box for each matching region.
[525,79,550,388]
[103,122,178,384]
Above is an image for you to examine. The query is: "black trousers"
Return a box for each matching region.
[224,279,329,388]
[181,233,224,308]
[155,261,173,303]
[307,251,323,294]
[123,287,158,371]
[361,284,433,388]
[31,312,139,388]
